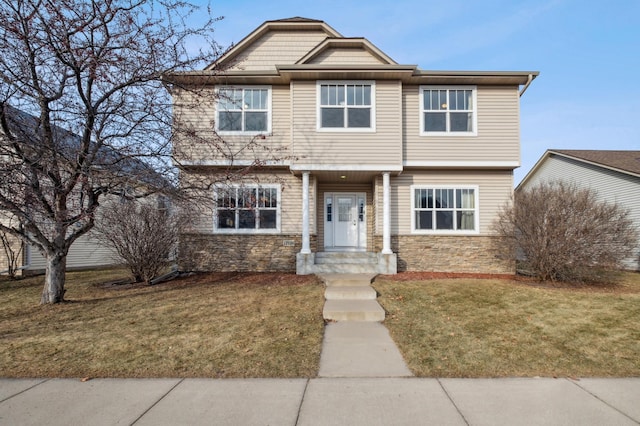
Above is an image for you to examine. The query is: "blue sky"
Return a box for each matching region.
[192,0,639,184]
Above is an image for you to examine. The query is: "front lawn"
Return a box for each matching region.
[0,270,325,378]
[375,272,640,377]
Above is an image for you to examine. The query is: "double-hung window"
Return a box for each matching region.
[216,86,271,134]
[420,86,476,135]
[412,186,478,233]
[318,81,375,131]
[215,185,280,233]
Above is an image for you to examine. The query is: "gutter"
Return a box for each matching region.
[519,73,534,97]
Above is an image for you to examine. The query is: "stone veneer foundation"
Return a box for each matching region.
[179,233,512,275]
[179,233,313,272]
[375,235,514,275]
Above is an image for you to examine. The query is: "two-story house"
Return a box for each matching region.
[167,17,538,275]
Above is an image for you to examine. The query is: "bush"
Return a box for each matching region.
[493,181,638,282]
[94,198,179,285]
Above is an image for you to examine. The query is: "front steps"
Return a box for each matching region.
[297,251,397,275]
[320,274,385,322]
[314,252,378,274]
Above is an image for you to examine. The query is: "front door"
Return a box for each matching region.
[324,192,366,250]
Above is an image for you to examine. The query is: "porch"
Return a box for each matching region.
[296,170,397,275]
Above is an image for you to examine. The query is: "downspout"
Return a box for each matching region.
[519,74,534,97]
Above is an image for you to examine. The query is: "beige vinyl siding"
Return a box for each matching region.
[316,182,374,251]
[375,170,513,235]
[184,171,311,235]
[291,80,402,167]
[172,85,291,164]
[403,85,520,163]
[228,30,330,71]
[27,232,117,271]
[308,48,385,65]
[519,155,640,269]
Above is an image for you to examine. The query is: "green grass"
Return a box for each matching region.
[374,272,640,377]
[0,270,325,378]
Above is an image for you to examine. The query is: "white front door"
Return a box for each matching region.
[325,192,366,250]
[334,195,357,247]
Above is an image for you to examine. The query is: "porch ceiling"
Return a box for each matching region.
[305,170,385,183]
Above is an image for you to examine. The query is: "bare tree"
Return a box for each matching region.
[493,181,638,282]
[0,0,227,303]
[93,196,178,285]
[0,214,23,279]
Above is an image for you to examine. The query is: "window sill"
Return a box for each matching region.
[214,229,281,235]
[411,230,480,236]
[419,131,477,137]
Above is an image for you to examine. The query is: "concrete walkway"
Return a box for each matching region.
[1,377,639,425]
[318,273,413,378]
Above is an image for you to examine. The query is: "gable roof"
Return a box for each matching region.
[206,17,341,71]
[296,37,397,65]
[551,150,640,176]
[166,18,537,90]
[518,149,640,190]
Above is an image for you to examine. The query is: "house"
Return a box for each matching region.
[167,17,538,275]
[517,149,640,270]
[0,106,166,276]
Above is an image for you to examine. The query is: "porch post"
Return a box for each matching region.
[382,172,392,254]
[301,171,311,254]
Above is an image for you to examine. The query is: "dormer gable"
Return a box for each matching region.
[207,17,342,72]
[297,38,397,66]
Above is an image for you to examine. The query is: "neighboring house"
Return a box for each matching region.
[167,17,538,275]
[517,149,640,271]
[0,106,165,276]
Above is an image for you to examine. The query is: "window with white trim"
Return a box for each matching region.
[412,186,478,232]
[214,185,280,232]
[420,86,476,135]
[216,86,271,134]
[318,81,375,130]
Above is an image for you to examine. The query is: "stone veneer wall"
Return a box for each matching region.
[179,233,315,272]
[374,235,514,275]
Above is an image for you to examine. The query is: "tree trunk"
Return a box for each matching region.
[40,253,67,304]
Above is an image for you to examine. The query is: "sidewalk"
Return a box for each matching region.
[1,377,639,425]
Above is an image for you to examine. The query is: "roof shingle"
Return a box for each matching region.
[551,150,640,176]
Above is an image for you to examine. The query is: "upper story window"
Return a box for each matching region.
[420,86,477,136]
[214,185,280,233]
[317,81,375,131]
[411,186,479,234]
[216,86,271,134]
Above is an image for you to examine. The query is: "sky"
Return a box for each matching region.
[189,0,640,185]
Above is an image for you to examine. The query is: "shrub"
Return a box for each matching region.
[493,181,638,282]
[94,198,179,285]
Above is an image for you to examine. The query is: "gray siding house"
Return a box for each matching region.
[517,149,640,270]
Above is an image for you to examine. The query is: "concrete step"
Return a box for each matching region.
[312,263,379,274]
[325,285,377,300]
[323,299,386,322]
[319,274,377,287]
[315,252,378,265]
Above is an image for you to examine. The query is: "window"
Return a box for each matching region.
[420,86,476,135]
[318,82,375,130]
[412,186,478,233]
[216,86,271,133]
[215,185,279,232]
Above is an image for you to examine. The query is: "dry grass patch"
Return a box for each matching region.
[0,270,325,378]
[375,272,640,378]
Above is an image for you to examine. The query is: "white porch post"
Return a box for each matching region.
[301,171,311,254]
[382,172,392,254]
